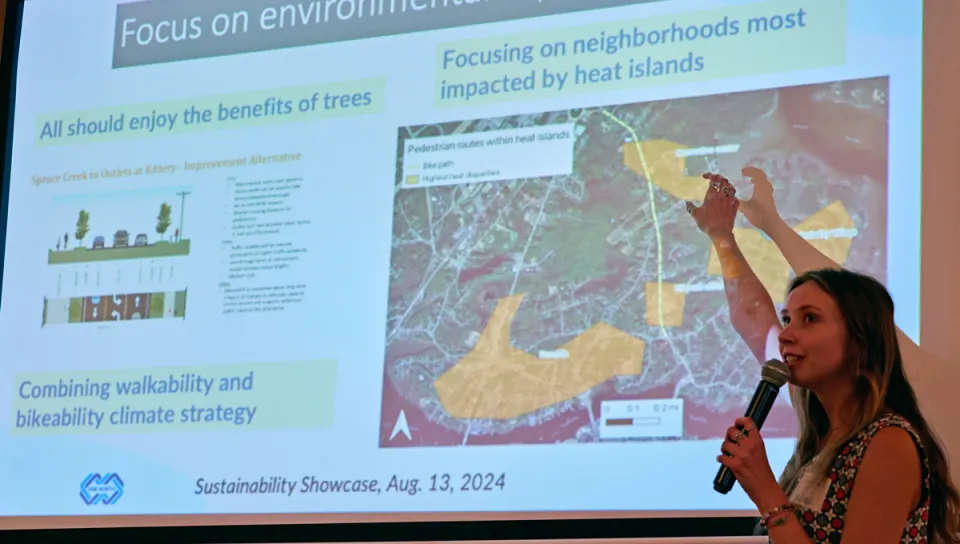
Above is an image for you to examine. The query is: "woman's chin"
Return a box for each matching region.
[787,373,814,390]
[784,359,810,386]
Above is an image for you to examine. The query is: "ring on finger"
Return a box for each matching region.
[732,431,745,442]
[711,181,720,190]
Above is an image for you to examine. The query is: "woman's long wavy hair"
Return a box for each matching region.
[777,269,959,542]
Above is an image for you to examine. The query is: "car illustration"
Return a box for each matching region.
[113,230,130,248]
[92,236,105,249]
[134,233,148,246]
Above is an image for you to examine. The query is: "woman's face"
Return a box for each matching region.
[778,282,850,390]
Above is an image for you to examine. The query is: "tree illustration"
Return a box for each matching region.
[75,210,90,247]
[156,202,172,240]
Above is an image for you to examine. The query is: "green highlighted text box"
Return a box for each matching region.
[435,0,846,107]
[12,360,337,436]
[35,79,385,147]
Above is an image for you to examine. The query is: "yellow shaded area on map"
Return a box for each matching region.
[645,282,686,327]
[434,294,645,420]
[707,201,855,303]
[622,139,710,201]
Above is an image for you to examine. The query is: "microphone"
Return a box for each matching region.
[713,359,791,494]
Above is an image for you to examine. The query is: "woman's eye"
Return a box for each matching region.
[803,314,816,323]
[781,317,790,325]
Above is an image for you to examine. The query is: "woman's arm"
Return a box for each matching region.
[711,232,782,365]
[738,167,838,275]
[762,216,840,273]
[687,173,781,365]
[835,427,922,543]
[757,500,815,544]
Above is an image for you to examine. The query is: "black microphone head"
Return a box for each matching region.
[761,359,790,388]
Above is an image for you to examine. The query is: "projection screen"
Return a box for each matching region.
[2,0,955,537]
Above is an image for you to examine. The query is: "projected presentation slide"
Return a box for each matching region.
[0,0,921,519]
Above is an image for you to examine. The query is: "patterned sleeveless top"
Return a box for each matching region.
[774,414,931,543]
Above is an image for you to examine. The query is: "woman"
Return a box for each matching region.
[685,171,959,543]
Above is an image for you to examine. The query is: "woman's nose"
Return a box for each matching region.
[778,326,796,346]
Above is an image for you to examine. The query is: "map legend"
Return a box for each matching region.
[599,399,685,440]
[400,124,576,189]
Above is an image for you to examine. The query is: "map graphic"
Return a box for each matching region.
[380,76,889,447]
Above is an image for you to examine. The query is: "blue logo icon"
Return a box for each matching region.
[80,473,124,505]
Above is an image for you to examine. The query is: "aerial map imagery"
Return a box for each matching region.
[379,76,890,448]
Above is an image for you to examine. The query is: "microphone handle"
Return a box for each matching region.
[713,380,782,494]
